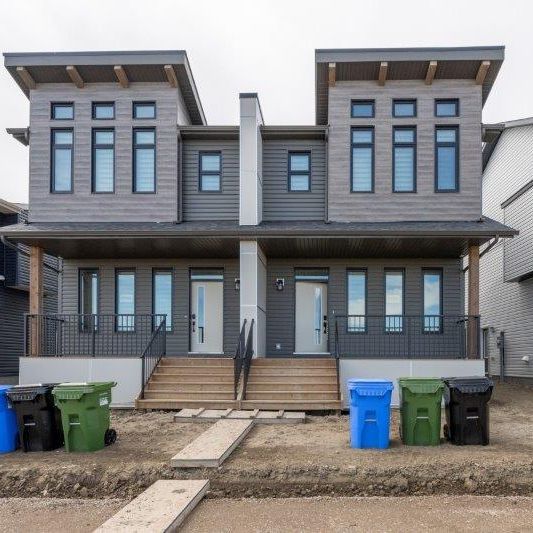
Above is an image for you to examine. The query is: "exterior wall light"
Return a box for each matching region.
[275,278,285,291]
[234,278,240,291]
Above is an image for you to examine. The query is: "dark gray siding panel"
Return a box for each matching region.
[182,140,239,221]
[267,258,463,357]
[263,139,326,221]
[60,258,239,356]
[0,286,27,376]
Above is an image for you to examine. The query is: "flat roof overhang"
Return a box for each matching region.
[0,219,517,260]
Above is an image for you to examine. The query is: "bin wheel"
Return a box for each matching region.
[104,428,117,446]
[443,424,450,441]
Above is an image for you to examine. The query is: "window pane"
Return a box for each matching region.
[201,174,221,191]
[95,130,114,144]
[135,130,155,144]
[394,129,415,143]
[348,271,366,332]
[352,147,372,191]
[394,101,415,117]
[94,148,114,192]
[436,100,458,117]
[394,147,415,191]
[80,271,98,315]
[385,272,403,332]
[437,146,456,189]
[290,174,310,191]
[351,101,374,117]
[290,154,309,172]
[54,131,73,144]
[117,272,135,331]
[52,104,73,120]
[201,154,220,172]
[154,271,172,331]
[436,129,456,143]
[424,272,442,332]
[134,103,156,119]
[93,104,114,119]
[53,148,72,191]
[352,130,373,143]
[135,148,155,191]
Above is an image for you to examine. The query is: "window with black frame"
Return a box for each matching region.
[351,127,374,192]
[347,270,366,332]
[393,127,416,192]
[435,126,459,192]
[51,129,73,193]
[423,269,443,333]
[79,269,99,331]
[385,270,404,333]
[92,129,115,193]
[116,270,135,331]
[199,152,221,192]
[288,152,310,192]
[133,128,156,193]
[153,269,172,331]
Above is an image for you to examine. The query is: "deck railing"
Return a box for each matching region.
[333,315,480,360]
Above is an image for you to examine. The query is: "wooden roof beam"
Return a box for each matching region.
[476,61,490,85]
[66,65,84,88]
[378,62,388,86]
[16,66,36,90]
[164,65,178,88]
[425,60,437,85]
[328,62,336,88]
[113,65,129,88]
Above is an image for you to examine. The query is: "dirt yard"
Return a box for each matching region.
[0,382,531,499]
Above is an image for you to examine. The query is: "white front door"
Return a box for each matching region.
[190,281,224,353]
[295,281,328,353]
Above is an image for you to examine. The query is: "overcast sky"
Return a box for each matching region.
[0,0,531,203]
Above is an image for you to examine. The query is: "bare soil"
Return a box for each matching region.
[0,382,531,499]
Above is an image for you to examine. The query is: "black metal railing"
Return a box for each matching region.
[24,314,167,357]
[140,318,167,398]
[233,319,247,400]
[241,319,255,399]
[333,315,480,360]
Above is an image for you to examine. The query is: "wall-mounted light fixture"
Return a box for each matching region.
[234,278,240,291]
[275,278,285,291]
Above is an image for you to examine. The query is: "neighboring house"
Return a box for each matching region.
[1,47,516,408]
[0,198,58,379]
[479,119,533,383]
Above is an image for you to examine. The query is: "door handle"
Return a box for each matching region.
[323,315,328,335]
[191,314,196,332]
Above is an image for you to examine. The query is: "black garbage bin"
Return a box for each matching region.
[6,384,64,452]
[443,376,493,446]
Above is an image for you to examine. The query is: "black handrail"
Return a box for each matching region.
[140,318,167,399]
[334,318,341,400]
[233,319,247,399]
[241,319,255,400]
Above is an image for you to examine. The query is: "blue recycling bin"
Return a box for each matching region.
[0,385,19,453]
[348,379,394,449]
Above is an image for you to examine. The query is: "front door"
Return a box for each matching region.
[190,280,224,354]
[295,281,328,353]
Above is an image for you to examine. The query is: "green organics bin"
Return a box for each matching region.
[398,378,443,446]
[52,382,117,452]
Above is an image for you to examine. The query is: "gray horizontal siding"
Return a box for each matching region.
[267,258,463,357]
[328,80,482,222]
[182,140,239,221]
[60,258,239,356]
[0,287,28,376]
[263,139,326,221]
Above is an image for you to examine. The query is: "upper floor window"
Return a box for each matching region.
[347,270,367,333]
[288,152,311,192]
[393,127,416,192]
[435,99,459,117]
[423,269,443,333]
[393,99,416,118]
[133,101,156,119]
[51,103,74,120]
[435,126,459,192]
[92,129,115,193]
[199,152,221,192]
[385,269,404,333]
[133,128,156,193]
[351,127,374,192]
[351,100,375,118]
[92,102,115,120]
[51,129,73,193]
[153,269,173,332]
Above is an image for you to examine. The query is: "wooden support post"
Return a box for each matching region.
[164,65,178,88]
[378,62,388,86]
[66,65,84,88]
[29,246,44,356]
[16,66,36,90]
[475,61,490,85]
[425,60,437,85]
[468,244,480,359]
[328,63,336,87]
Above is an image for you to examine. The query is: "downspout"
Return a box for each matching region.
[0,235,62,274]
[177,130,183,223]
[324,127,329,222]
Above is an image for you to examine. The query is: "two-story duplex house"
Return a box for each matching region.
[2,47,516,408]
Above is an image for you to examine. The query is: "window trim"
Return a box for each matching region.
[435,125,460,193]
[132,127,156,193]
[392,126,417,193]
[392,99,417,118]
[384,268,405,334]
[115,269,136,332]
[422,268,444,334]
[350,126,375,193]
[198,151,222,193]
[92,102,115,120]
[434,98,460,117]
[133,101,157,120]
[91,128,115,194]
[51,102,74,120]
[152,268,173,332]
[350,99,375,118]
[287,151,311,192]
[50,128,74,194]
[346,269,368,334]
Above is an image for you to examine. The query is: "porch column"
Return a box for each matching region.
[240,241,267,357]
[467,244,480,359]
[29,245,44,356]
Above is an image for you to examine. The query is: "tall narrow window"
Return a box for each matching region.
[347,270,367,332]
[51,129,73,193]
[79,269,99,331]
[436,127,459,192]
[199,152,221,192]
[153,269,172,331]
[351,127,374,192]
[393,127,416,192]
[133,128,156,193]
[385,270,404,333]
[288,152,310,192]
[92,129,115,193]
[423,269,442,332]
[116,270,135,331]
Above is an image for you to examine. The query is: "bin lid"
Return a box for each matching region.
[52,381,117,400]
[398,377,443,394]
[0,385,13,395]
[442,376,493,394]
[347,379,394,397]
[6,383,57,402]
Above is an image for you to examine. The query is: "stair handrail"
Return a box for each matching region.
[241,319,255,400]
[233,319,247,399]
[334,317,341,401]
[140,318,167,399]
